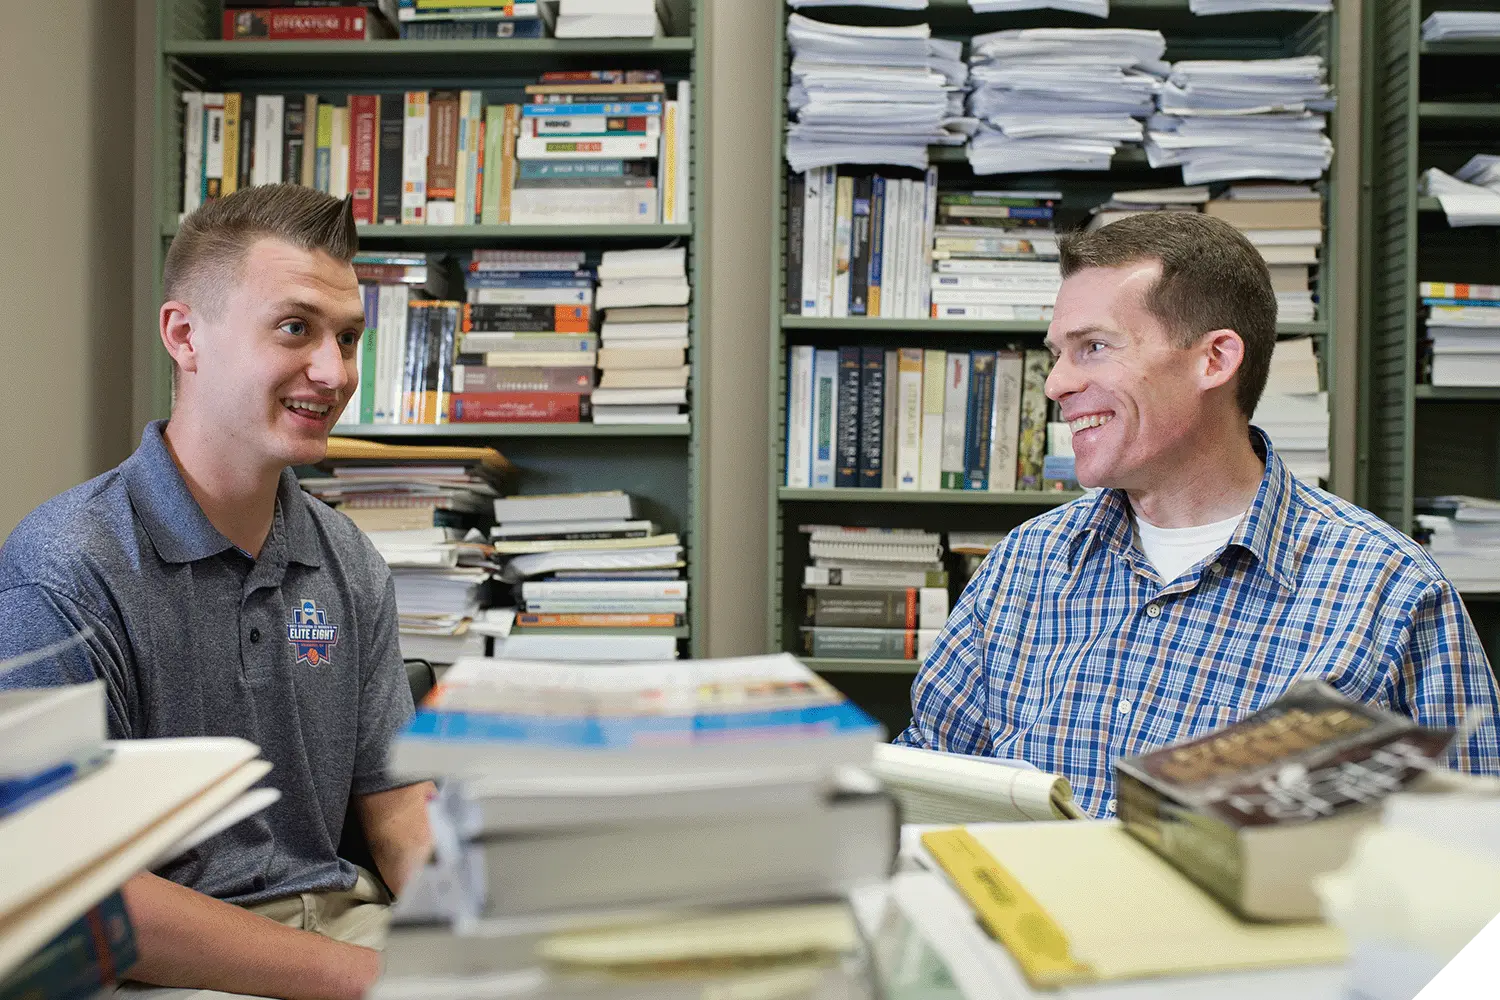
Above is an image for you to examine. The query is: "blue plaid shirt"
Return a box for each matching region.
[897,429,1500,818]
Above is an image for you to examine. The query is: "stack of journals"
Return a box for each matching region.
[375,654,891,999]
[489,491,684,661]
[1204,184,1324,322]
[786,165,940,320]
[930,190,1060,322]
[592,248,691,424]
[1420,282,1500,387]
[554,0,669,39]
[966,29,1167,175]
[1416,495,1500,593]
[1148,57,1334,185]
[1421,161,1500,227]
[1251,336,1329,482]
[395,0,552,39]
[784,15,969,173]
[784,346,1060,493]
[453,250,597,423]
[799,526,947,660]
[299,438,511,660]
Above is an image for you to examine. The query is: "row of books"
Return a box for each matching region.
[798,526,950,661]
[784,345,1076,494]
[179,71,690,226]
[223,1,672,41]
[1419,281,1500,388]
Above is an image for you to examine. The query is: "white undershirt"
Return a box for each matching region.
[1133,510,1246,584]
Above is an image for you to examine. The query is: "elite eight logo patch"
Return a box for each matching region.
[287,599,339,667]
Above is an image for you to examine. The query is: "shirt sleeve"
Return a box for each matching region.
[1382,578,1500,774]
[894,540,1004,754]
[352,574,418,796]
[0,584,136,738]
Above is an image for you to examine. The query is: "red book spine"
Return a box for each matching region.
[348,94,379,224]
[449,392,588,423]
[222,8,370,41]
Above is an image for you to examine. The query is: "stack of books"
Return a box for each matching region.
[930,189,1060,322]
[1205,184,1324,322]
[592,248,691,424]
[784,346,1060,492]
[966,28,1166,174]
[489,491,685,661]
[554,0,669,38]
[298,438,511,661]
[1420,282,1500,387]
[1148,57,1334,185]
[799,526,948,660]
[1250,337,1329,482]
[454,250,598,423]
[221,2,397,41]
[785,166,940,320]
[374,654,890,999]
[1086,184,1209,229]
[783,14,968,174]
[395,0,552,39]
[1416,495,1500,593]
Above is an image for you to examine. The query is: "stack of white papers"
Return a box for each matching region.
[970,0,1107,16]
[1422,156,1500,227]
[965,29,1166,175]
[1146,56,1334,184]
[1423,290,1500,387]
[1252,336,1328,482]
[1416,497,1500,592]
[1422,10,1500,41]
[786,14,972,172]
[1190,0,1330,13]
[790,0,927,7]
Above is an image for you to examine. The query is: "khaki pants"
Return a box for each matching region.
[116,867,391,1000]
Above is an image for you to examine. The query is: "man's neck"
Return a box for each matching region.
[1126,421,1265,529]
[162,417,283,558]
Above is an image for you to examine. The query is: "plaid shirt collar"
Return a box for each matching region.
[1066,426,1299,594]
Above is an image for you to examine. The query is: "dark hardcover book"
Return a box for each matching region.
[433,302,460,425]
[237,102,255,190]
[963,351,997,491]
[939,193,1059,208]
[450,392,590,423]
[799,626,927,660]
[785,170,805,316]
[848,174,873,316]
[283,95,306,189]
[461,303,592,333]
[376,92,404,224]
[834,346,862,488]
[857,346,885,488]
[400,18,547,40]
[454,366,596,394]
[867,175,887,317]
[0,890,137,1000]
[803,588,920,629]
[402,302,429,424]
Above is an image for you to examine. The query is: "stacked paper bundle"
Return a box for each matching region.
[1421,282,1500,387]
[965,29,1166,175]
[1146,56,1334,185]
[971,0,1108,15]
[1250,337,1328,482]
[374,654,890,1000]
[1416,496,1500,593]
[1422,10,1500,41]
[592,248,691,425]
[785,14,971,173]
[1421,154,1500,227]
[1190,0,1330,14]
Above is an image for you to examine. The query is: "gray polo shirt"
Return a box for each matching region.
[0,421,415,905]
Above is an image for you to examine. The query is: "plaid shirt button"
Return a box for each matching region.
[1146,603,1162,618]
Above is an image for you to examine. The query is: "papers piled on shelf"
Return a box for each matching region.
[1147,56,1334,185]
[1422,155,1500,227]
[790,0,928,7]
[970,0,1107,16]
[1421,282,1500,387]
[1416,496,1500,593]
[1190,0,1330,14]
[1422,10,1500,41]
[785,14,972,172]
[1251,336,1328,482]
[965,29,1166,175]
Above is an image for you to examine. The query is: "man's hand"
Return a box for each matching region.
[355,782,435,897]
[120,872,380,1000]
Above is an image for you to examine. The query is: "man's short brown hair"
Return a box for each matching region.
[1058,211,1278,418]
[164,184,358,315]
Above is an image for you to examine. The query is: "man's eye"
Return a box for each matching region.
[338,331,361,348]
[280,320,308,337]
[1086,341,1106,353]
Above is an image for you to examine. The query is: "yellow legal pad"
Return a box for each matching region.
[921,822,1346,989]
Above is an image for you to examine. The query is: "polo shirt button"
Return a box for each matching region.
[249,628,261,644]
[1146,603,1162,618]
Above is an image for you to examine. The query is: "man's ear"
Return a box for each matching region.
[1199,328,1245,392]
[160,300,199,374]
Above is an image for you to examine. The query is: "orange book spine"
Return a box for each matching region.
[515,613,683,628]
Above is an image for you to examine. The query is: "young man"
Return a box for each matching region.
[0,185,432,1000]
[897,211,1500,817]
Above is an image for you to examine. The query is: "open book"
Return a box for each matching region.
[871,743,1084,823]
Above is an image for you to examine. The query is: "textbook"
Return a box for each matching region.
[872,743,1084,823]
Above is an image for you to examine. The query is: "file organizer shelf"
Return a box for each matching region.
[141,0,708,657]
[766,0,1347,720]
[1366,0,1500,659]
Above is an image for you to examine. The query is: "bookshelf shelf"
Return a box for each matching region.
[804,658,920,675]
[779,487,1082,506]
[160,222,693,242]
[333,423,690,439]
[1420,41,1500,55]
[1417,101,1500,122]
[1413,386,1500,401]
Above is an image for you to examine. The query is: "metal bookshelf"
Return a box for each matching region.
[144,0,708,657]
[1366,0,1500,658]
[766,1,1346,727]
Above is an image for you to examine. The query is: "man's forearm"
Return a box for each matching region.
[357,781,435,897]
[120,872,379,1000]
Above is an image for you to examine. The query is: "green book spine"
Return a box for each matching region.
[481,106,504,225]
[360,327,377,424]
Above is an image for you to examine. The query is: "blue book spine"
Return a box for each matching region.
[518,160,632,179]
[835,346,862,488]
[811,349,839,489]
[868,176,886,318]
[465,276,596,289]
[1423,297,1500,308]
[524,103,663,118]
[964,351,997,491]
[314,145,331,194]
[857,346,885,488]
[0,891,138,1000]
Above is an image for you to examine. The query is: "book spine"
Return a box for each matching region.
[259,94,285,184]
[469,286,591,307]
[1016,349,1051,490]
[525,101,665,118]
[284,94,307,189]
[919,166,937,317]
[964,351,997,491]
[895,347,924,490]
[674,79,690,223]
[452,91,473,227]
[425,90,460,224]
[434,303,459,424]
[804,565,948,588]
[235,97,255,190]
[919,348,946,492]
[785,345,814,488]
[805,588,919,629]
[810,348,839,489]
[514,135,657,159]
[401,91,429,224]
[348,94,379,224]
[867,174,886,318]
[831,174,854,319]
[989,350,1023,492]
[835,346,862,488]
[939,352,971,490]
[509,187,657,225]
[890,180,908,317]
[800,167,821,316]
[499,104,520,223]
[660,99,679,224]
[202,95,225,203]
[455,366,596,393]
[223,8,373,39]
[462,303,591,332]
[314,101,333,193]
[817,165,838,317]
[803,627,931,660]
[849,175,872,316]
[371,284,395,422]
[784,171,804,317]
[515,613,682,628]
[400,19,547,39]
[472,116,485,224]
[880,348,898,489]
[480,350,598,368]
[376,93,404,224]
[358,284,378,425]
[0,890,138,1000]
[857,345,885,489]
[329,103,349,198]
[400,302,424,424]
[220,93,241,196]
[180,92,205,215]
[300,95,319,186]
[450,392,587,422]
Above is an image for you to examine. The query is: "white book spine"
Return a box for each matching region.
[888,181,906,318]
[256,95,284,185]
[989,351,1023,492]
[919,349,946,491]
[919,167,938,318]
[810,349,839,489]
[785,345,815,488]
[817,166,837,317]
[181,92,205,216]
[454,91,472,228]
[469,287,593,306]
[880,348,898,489]
[674,79,690,224]
[940,352,971,490]
[374,284,398,423]
[832,176,853,320]
[330,106,350,199]
[918,587,950,630]
[800,170,820,316]
[509,187,657,226]
[895,347,923,490]
[202,95,225,202]
[401,92,429,224]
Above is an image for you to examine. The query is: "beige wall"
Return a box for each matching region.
[0,1,138,541]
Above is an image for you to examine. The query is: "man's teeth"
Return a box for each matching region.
[285,400,331,416]
[1069,413,1112,433]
